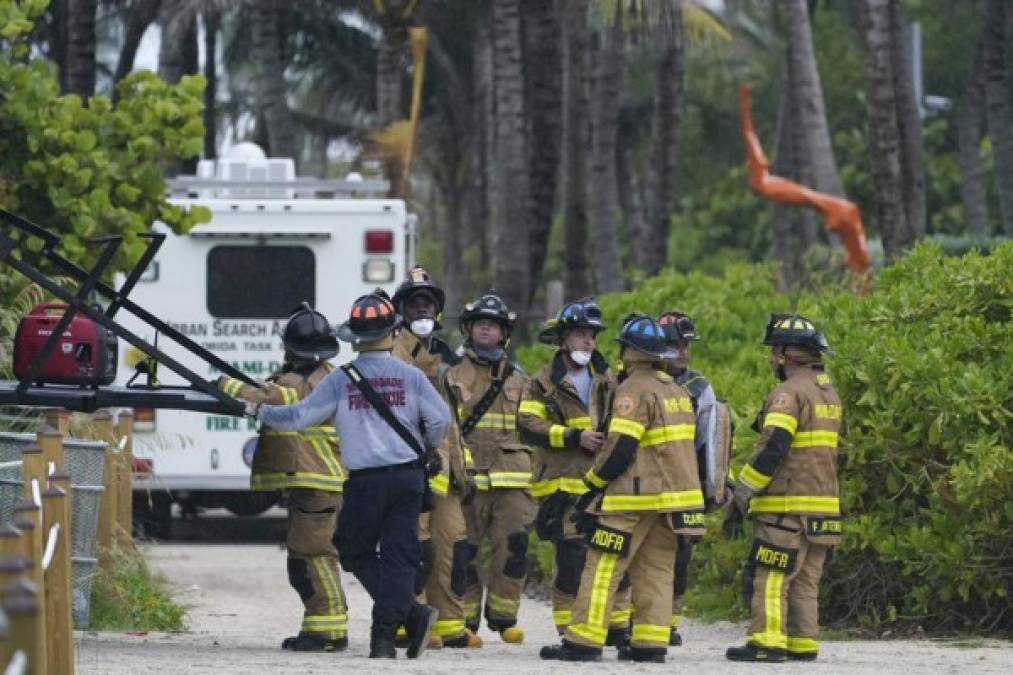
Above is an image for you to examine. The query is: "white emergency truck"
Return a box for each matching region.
[115,144,415,534]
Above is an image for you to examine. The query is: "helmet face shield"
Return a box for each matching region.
[658,310,699,343]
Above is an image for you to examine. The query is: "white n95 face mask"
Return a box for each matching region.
[569,350,592,366]
[411,318,435,337]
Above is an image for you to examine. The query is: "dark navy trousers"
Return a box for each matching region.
[335,460,425,633]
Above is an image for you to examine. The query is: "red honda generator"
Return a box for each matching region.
[13,303,118,386]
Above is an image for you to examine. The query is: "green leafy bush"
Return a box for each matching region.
[517,241,1012,635]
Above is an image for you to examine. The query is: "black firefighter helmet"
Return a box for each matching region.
[391,265,446,316]
[658,310,700,344]
[336,290,401,345]
[282,302,339,361]
[538,298,607,345]
[459,291,517,340]
[762,313,832,354]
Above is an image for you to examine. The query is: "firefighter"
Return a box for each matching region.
[518,299,631,644]
[446,291,534,644]
[391,266,482,649]
[251,291,450,659]
[218,303,347,652]
[540,315,705,663]
[657,310,733,646]
[724,313,842,663]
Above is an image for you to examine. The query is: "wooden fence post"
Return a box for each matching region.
[116,412,134,543]
[20,446,45,501]
[36,430,64,478]
[41,486,72,675]
[91,411,119,562]
[42,409,72,438]
[10,501,46,675]
[2,577,43,675]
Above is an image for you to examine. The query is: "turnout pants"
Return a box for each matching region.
[335,462,425,634]
[418,492,470,640]
[463,487,536,630]
[564,512,677,653]
[670,534,694,630]
[286,488,347,640]
[551,503,632,635]
[743,515,830,656]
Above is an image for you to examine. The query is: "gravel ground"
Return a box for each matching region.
[75,543,1011,674]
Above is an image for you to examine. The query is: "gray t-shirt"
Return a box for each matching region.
[258,351,450,471]
[566,367,592,409]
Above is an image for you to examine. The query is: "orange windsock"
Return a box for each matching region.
[739,84,871,274]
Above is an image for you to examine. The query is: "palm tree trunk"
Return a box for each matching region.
[561,0,591,298]
[204,10,220,159]
[858,0,909,260]
[158,2,197,85]
[888,0,926,241]
[957,41,989,237]
[784,0,845,198]
[587,4,625,294]
[469,22,494,282]
[66,0,97,100]
[983,0,1013,235]
[251,0,296,160]
[490,0,531,322]
[521,0,561,305]
[642,1,684,277]
[616,144,646,275]
[113,0,161,102]
[50,0,69,92]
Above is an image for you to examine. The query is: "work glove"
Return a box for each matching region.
[241,398,260,419]
[722,502,744,540]
[731,480,759,515]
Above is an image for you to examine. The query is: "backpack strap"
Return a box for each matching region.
[460,361,515,436]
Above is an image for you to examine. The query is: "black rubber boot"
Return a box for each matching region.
[787,650,818,662]
[369,626,397,659]
[669,628,683,646]
[405,603,440,659]
[726,644,787,663]
[605,627,630,648]
[539,641,602,662]
[280,633,348,652]
[617,645,667,663]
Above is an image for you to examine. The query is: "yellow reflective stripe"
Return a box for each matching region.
[569,552,616,646]
[610,608,631,627]
[311,557,345,636]
[474,473,492,491]
[739,464,772,490]
[486,593,520,614]
[608,417,645,439]
[463,602,480,620]
[584,470,607,489]
[429,473,450,495]
[488,471,532,488]
[549,424,568,448]
[791,431,839,448]
[433,619,466,637]
[519,400,548,419]
[640,424,695,447]
[463,447,475,468]
[631,624,670,644]
[222,379,243,397]
[670,614,680,628]
[308,437,343,481]
[600,489,704,512]
[250,472,342,491]
[749,495,840,514]
[760,569,786,648]
[787,636,819,653]
[275,386,298,404]
[553,609,572,627]
[531,477,589,497]
[764,412,798,434]
[566,416,592,430]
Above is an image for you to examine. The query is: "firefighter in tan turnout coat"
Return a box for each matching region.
[518,299,632,645]
[391,266,482,649]
[446,292,534,644]
[725,313,843,664]
[540,315,705,663]
[218,303,347,652]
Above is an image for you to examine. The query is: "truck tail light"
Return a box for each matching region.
[134,407,156,432]
[133,458,153,476]
[364,230,394,253]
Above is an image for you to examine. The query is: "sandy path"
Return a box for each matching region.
[75,543,1011,674]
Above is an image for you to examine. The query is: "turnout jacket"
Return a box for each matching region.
[446,349,530,491]
[220,363,344,492]
[518,351,616,498]
[584,360,704,515]
[738,367,843,517]
[392,330,468,496]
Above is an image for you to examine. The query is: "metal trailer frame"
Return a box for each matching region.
[0,208,252,416]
